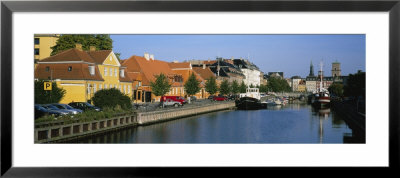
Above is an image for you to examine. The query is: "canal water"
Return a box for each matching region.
[73,103,358,144]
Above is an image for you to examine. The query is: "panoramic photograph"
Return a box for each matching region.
[33,34,366,144]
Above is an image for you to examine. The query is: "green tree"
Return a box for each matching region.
[92,88,131,109]
[239,81,247,93]
[34,80,66,104]
[184,72,201,97]
[205,76,218,95]
[219,80,231,95]
[51,34,113,55]
[328,82,344,97]
[267,77,291,92]
[259,84,268,93]
[231,80,240,94]
[249,83,255,88]
[150,73,172,98]
[344,71,366,98]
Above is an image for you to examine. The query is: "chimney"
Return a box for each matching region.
[203,64,206,69]
[150,54,154,60]
[75,44,82,51]
[89,46,96,51]
[144,53,150,61]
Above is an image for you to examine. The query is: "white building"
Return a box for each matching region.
[233,58,261,87]
[291,76,302,92]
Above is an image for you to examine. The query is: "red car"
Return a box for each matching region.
[161,96,187,105]
[213,96,227,101]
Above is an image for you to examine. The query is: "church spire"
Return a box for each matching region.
[309,60,315,77]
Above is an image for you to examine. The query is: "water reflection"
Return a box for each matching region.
[71,104,361,144]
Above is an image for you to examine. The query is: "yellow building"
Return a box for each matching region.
[34,34,59,61]
[34,44,133,104]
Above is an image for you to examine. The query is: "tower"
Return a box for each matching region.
[309,60,315,77]
[331,61,341,77]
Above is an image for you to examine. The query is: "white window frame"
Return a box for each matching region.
[99,84,102,90]
[128,85,130,93]
[124,85,126,94]
[115,69,117,77]
[104,67,108,76]
[110,68,113,77]
[93,84,97,93]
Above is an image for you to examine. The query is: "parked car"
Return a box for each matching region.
[41,104,72,115]
[34,104,66,119]
[189,96,197,102]
[68,102,101,112]
[227,94,239,100]
[51,103,83,114]
[162,98,183,108]
[208,95,215,100]
[213,96,227,101]
[160,96,187,105]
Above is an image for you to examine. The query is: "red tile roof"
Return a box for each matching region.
[87,50,112,64]
[40,48,96,63]
[192,66,215,80]
[35,63,104,81]
[168,62,191,69]
[123,55,179,86]
[40,49,115,65]
[119,69,133,82]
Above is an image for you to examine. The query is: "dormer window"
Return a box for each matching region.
[120,69,125,77]
[68,66,72,71]
[89,66,95,75]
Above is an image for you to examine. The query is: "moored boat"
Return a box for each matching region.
[311,61,331,108]
[236,88,265,110]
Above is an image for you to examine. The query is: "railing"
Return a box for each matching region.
[35,114,137,143]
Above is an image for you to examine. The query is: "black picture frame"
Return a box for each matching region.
[1,0,399,177]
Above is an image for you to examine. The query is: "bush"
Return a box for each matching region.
[92,88,131,110]
[35,80,66,104]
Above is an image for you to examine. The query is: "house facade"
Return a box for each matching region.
[34,45,132,104]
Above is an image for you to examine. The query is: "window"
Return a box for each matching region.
[89,66,95,75]
[34,48,39,55]
[128,86,130,93]
[34,38,40,45]
[68,66,72,71]
[105,84,108,89]
[110,68,113,77]
[45,66,50,72]
[114,69,117,77]
[124,85,126,94]
[94,84,97,93]
[104,67,108,76]
[87,84,91,94]
[109,84,112,89]
[99,84,102,90]
[133,90,137,99]
[138,81,141,86]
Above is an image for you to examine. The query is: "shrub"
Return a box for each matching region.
[92,88,131,109]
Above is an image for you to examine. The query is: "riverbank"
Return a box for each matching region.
[34,101,235,143]
[330,100,365,143]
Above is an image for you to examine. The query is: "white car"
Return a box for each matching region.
[162,99,182,107]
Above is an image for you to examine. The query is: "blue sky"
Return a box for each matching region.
[111,34,365,78]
